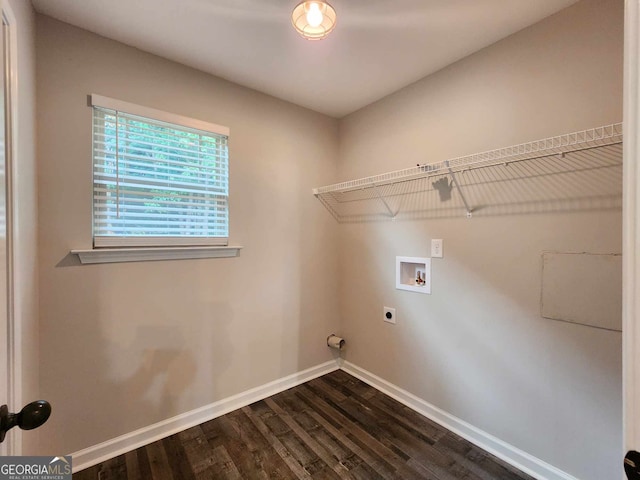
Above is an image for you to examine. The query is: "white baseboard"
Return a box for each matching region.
[71,360,339,473]
[341,361,578,480]
[72,358,577,480]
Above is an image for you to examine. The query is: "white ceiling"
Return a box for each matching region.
[30,0,579,118]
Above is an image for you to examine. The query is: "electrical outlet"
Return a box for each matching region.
[383,306,396,324]
[431,239,443,258]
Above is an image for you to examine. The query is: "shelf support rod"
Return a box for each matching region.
[370,181,396,218]
[446,161,473,218]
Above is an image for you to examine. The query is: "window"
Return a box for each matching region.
[91,95,229,248]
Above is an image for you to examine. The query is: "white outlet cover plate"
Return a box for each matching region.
[431,239,443,258]
[384,306,396,324]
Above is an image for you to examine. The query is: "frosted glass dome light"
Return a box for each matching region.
[291,1,337,41]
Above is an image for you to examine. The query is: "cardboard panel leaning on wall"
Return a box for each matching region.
[35,16,340,455]
[337,0,623,479]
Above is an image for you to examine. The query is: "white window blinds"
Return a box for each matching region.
[92,96,229,247]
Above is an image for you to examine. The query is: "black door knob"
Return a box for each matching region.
[0,400,51,443]
[625,450,640,479]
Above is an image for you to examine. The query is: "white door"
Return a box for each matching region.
[624,0,640,477]
[0,3,9,457]
[0,0,14,455]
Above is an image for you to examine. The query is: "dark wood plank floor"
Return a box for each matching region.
[74,370,534,480]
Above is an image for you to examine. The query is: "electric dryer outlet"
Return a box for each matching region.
[384,307,396,324]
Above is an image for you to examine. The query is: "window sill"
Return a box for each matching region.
[71,246,242,264]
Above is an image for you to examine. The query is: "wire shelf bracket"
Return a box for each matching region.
[446,161,473,218]
[371,181,397,218]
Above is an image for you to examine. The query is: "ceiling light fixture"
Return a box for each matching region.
[291,1,337,41]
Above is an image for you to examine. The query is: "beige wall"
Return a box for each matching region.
[337,0,623,479]
[6,0,39,454]
[34,0,624,477]
[35,16,340,454]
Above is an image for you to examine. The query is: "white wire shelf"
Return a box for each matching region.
[313,123,623,222]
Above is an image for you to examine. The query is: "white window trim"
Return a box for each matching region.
[90,94,230,136]
[71,245,242,264]
[74,94,238,262]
